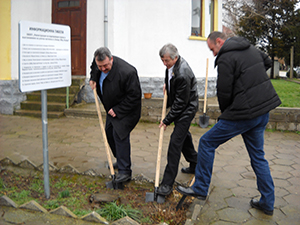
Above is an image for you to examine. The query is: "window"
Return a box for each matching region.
[190,0,218,39]
[209,0,215,32]
[191,0,203,36]
[58,1,80,8]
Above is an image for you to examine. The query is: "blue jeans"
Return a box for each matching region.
[193,113,274,211]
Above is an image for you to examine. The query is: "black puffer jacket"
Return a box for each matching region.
[215,36,281,120]
[163,56,198,125]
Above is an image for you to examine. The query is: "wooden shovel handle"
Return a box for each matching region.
[155,90,168,187]
[93,88,115,176]
[190,176,195,186]
[203,58,209,113]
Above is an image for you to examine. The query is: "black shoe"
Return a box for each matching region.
[175,186,206,200]
[181,166,195,174]
[250,199,273,215]
[157,184,173,196]
[115,173,131,183]
[108,162,118,170]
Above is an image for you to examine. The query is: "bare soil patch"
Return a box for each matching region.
[0,167,192,224]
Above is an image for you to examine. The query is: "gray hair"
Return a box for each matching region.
[159,43,179,59]
[94,47,112,61]
[207,31,227,44]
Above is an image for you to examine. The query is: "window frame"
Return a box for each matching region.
[189,0,219,41]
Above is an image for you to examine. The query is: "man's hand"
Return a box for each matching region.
[89,80,96,90]
[159,120,167,131]
[108,108,116,117]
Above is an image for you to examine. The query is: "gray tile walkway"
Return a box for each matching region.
[0,113,299,224]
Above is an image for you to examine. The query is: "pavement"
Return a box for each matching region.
[0,107,300,224]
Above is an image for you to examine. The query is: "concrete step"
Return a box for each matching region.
[20,101,66,112]
[26,92,74,104]
[14,109,65,118]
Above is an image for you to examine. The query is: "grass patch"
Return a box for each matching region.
[0,169,189,224]
[271,79,300,107]
[95,202,142,222]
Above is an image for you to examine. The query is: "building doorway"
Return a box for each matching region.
[52,0,86,76]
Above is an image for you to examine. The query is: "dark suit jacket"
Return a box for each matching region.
[90,56,141,140]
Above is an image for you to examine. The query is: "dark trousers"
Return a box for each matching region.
[161,117,198,186]
[105,119,131,175]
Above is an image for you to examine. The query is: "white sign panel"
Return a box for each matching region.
[19,20,71,92]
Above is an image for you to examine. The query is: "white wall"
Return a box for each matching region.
[88,0,221,78]
[11,0,52,80]
[11,0,221,80]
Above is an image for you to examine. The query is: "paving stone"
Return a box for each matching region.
[274,196,288,208]
[237,179,257,188]
[17,159,37,169]
[243,219,276,224]
[240,171,256,179]
[210,221,234,225]
[81,211,108,224]
[287,177,300,187]
[271,170,293,179]
[0,195,18,208]
[275,187,290,197]
[231,186,259,198]
[249,208,286,222]
[0,157,16,166]
[110,216,140,225]
[274,153,296,160]
[270,164,294,172]
[191,204,202,220]
[58,164,79,174]
[37,162,58,172]
[272,158,295,166]
[217,207,251,223]
[285,185,299,195]
[49,206,77,218]
[225,196,251,211]
[19,200,48,213]
[283,194,300,206]
[273,178,292,188]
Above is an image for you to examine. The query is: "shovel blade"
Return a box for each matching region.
[145,192,165,203]
[156,194,165,204]
[106,180,124,190]
[145,192,154,202]
[106,180,115,189]
[199,114,209,128]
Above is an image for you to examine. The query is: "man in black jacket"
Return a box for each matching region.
[157,43,198,196]
[89,47,141,183]
[177,32,281,216]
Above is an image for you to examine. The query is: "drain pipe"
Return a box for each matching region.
[104,0,108,47]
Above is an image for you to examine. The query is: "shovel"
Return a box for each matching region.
[93,88,123,189]
[175,176,195,211]
[199,58,210,128]
[145,90,168,203]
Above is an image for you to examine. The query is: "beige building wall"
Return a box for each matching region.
[0,0,11,80]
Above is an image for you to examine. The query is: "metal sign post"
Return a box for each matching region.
[41,90,50,198]
[19,21,71,198]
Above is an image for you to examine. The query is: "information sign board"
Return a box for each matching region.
[19,21,71,92]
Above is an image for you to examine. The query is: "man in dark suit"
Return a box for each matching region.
[89,47,141,183]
